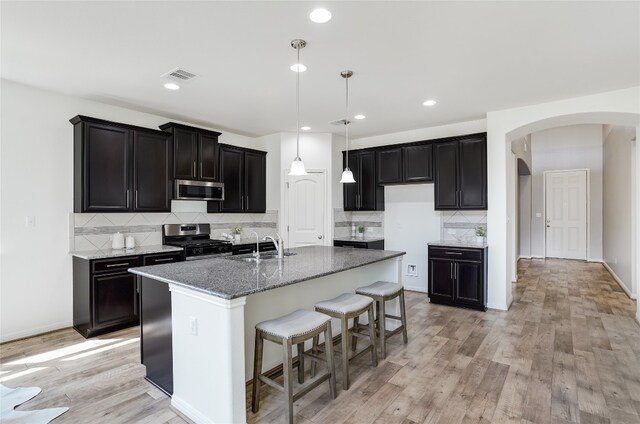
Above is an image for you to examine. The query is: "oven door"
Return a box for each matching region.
[174,180,224,201]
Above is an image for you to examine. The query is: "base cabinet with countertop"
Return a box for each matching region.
[72,248,184,338]
[428,244,487,311]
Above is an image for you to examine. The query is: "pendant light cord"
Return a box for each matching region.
[345,75,349,169]
[296,45,300,159]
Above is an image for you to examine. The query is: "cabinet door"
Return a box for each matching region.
[83,122,130,211]
[403,143,433,182]
[219,146,244,212]
[376,148,403,184]
[434,140,459,210]
[92,272,138,330]
[459,137,487,210]
[343,151,359,211]
[173,128,198,179]
[428,258,454,302]
[454,260,483,306]
[133,131,171,212]
[198,133,219,182]
[358,151,377,210]
[244,151,266,213]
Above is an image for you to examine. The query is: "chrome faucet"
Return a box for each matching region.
[263,233,283,259]
[252,231,261,263]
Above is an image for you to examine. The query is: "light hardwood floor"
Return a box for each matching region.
[1,259,639,423]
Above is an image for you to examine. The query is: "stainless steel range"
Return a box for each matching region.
[162,224,231,260]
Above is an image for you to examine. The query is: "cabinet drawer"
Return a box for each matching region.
[334,240,367,249]
[143,252,183,265]
[232,245,255,255]
[92,256,140,274]
[429,247,482,261]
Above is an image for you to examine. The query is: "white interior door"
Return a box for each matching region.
[286,171,326,248]
[545,170,587,260]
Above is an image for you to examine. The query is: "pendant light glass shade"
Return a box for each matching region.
[340,70,356,184]
[339,168,356,183]
[288,39,307,176]
[289,157,307,176]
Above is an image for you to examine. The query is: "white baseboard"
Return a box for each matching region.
[518,255,531,261]
[1,320,73,343]
[487,302,509,311]
[530,255,545,259]
[403,285,428,294]
[602,261,636,300]
[172,395,216,424]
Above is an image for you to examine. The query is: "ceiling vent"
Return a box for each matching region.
[329,119,351,126]
[161,68,200,84]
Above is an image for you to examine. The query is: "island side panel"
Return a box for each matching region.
[243,256,403,381]
[169,285,247,424]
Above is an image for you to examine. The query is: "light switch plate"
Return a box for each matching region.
[406,264,418,277]
[25,216,36,228]
[190,316,198,336]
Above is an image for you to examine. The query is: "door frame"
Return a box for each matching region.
[542,168,590,260]
[282,169,330,248]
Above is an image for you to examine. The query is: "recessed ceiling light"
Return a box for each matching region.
[290,63,307,72]
[301,126,311,131]
[309,8,332,23]
[423,99,437,106]
[164,82,180,90]
[354,114,366,120]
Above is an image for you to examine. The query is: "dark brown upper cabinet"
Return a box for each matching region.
[376,142,433,185]
[343,151,384,211]
[159,122,221,182]
[376,148,403,184]
[434,135,487,210]
[71,116,171,213]
[403,143,433,183]
[208,144,267,213]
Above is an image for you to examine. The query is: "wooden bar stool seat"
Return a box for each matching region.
[314,293,378,390]
[356,281,408,359]
[251,309,337,424]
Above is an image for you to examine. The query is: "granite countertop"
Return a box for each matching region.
[334,237,384,242]
[129,245,405,300]
[70,245,184,260]
[428,240,488,249]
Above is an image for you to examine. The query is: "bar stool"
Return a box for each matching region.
[356,281,408,359]
[251,309,337,424]
[314,293,378,390]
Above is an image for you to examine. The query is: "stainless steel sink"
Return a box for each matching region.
[260,252,297,260]
[226,252,296,263]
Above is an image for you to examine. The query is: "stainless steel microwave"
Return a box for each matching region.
[174,179,224,201]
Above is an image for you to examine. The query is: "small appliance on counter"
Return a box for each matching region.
[111,232,125,250]
[125,235,135,249]
[162,224,232,260]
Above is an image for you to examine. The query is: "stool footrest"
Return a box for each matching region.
[385,314,402,321]
[259,374,285,393]
[293,372,331,402]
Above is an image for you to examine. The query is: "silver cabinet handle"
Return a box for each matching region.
[450,263,453,279]
[193,161,196,177]
[126,190,130,209]
[246,195,249,211]
[154,257,174,262]
[135,190,138,209]
[445,251,463,255]
[106,262,129,268]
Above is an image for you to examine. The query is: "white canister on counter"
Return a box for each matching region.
[112,232,125,249]
[125,236,135,249]
[351,224,356,238]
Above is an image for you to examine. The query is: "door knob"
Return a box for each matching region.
[318,235,323,239]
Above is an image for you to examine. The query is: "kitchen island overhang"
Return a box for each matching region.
[130,246,405,424]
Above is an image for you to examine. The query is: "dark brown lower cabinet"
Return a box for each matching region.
[333,239,385,250]
[73,251,183,339]
[428,245,487,311]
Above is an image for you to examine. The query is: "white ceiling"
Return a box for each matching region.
[2,1,639,138]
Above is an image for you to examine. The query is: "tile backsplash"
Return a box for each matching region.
[333,209,384,238]
[440,211,487,243]
[71,211,278,251]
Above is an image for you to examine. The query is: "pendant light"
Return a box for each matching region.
[288,39,307,176]
[339,70,356,183]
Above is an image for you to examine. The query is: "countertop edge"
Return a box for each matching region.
[70,245,184,260]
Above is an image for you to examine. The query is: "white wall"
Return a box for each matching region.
[529,124,603,261]
[0,79,274,342]
[486,85,640,311]
[518,175,532,258]
[383,185,441,292]
[603,125,636,296]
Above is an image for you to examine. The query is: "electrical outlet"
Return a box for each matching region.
[407,264,418,277]
[190,317,198,336]
[25,216,36,228]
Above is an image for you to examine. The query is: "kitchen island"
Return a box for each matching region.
[129,245,405,424]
